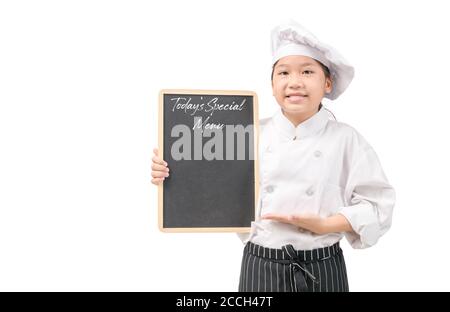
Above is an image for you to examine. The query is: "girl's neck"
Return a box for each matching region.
[282,110,316,127]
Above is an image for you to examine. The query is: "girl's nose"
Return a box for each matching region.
[288,75,304,88]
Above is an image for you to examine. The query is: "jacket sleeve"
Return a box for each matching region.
[338,146,396,249]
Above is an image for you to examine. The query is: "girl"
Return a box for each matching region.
[151,20,395,292]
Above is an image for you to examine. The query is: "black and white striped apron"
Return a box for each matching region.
[238,241,349,292]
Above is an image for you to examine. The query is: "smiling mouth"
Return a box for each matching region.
[286,95,308,101]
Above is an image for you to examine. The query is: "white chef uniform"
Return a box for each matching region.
[239,106,395,250]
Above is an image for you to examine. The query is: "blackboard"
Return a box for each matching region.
[158,89,259,232]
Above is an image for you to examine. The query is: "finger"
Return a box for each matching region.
[263,214,298,225]
[151,171,169,179]
[152,155,167,166]
[152,163,169,172]
[153,148,159,156]
[290,215,299,221]
[261,213,276,220]
[261,214,289,223]
[151,178,165,185]
[261,213,285,219]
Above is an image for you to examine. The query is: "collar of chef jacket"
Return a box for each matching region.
[272,107,331,140]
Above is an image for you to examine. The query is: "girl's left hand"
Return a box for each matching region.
[261,213,354,235]
[261,213,328,235]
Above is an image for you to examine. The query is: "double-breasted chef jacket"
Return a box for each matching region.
[240,106,395,250]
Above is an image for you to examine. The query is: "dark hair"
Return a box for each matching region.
[271,59,333,117]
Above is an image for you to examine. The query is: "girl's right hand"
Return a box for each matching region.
[151,148,169,185]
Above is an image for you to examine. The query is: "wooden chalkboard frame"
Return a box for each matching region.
[158,89,259,233]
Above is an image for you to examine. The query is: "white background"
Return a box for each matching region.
[1,0,449,291]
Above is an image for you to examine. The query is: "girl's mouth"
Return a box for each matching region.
[286,95,307,102]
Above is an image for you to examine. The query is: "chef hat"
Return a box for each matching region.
[271,20,354,100]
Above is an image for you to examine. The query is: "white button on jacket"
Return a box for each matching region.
[239,107,396,250]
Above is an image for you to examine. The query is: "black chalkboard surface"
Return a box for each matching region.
[158,89,259,232]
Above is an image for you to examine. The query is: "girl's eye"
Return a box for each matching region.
[278,71,289,76]
[303,70,314,75]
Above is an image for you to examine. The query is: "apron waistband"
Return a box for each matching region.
[245,241,341,263]
[245,241,342,292]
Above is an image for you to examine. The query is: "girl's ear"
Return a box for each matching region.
[325,77,333,94]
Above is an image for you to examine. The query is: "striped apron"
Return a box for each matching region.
[238,241,349,292]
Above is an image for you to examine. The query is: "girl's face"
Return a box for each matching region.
[272,55,332,123]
